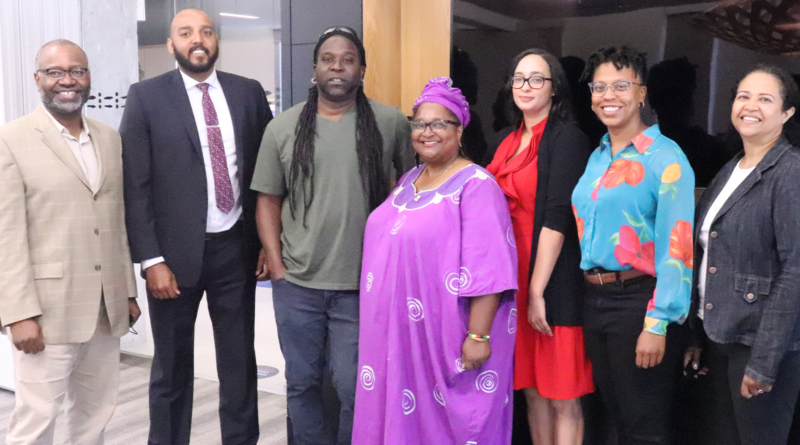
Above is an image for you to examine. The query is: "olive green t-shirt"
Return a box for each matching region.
[251,99,414,290]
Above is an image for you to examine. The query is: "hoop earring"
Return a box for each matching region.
[639,102,645,110]
[311,78,317,84]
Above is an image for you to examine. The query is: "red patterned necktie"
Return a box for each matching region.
[197,82,234,214]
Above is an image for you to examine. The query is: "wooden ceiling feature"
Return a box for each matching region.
[691,0,800,55]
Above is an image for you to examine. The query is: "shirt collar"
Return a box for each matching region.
[180,68,220,91]
[599,124,661,155]
[41,105,90,141]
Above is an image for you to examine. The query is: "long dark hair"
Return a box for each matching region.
[503,48,574,129]
[288,29,388,224]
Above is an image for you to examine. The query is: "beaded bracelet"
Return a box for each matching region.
[467,333,490,342]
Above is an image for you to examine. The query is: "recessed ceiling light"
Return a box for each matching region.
[220,12,259,19]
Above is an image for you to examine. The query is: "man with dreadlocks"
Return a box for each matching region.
[251,26,414,445]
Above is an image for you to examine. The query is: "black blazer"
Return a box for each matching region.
[529,119,592,326]
[120,69,273,287]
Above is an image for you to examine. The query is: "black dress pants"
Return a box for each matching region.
[704,339,800,445]
[583,276,683,445]
[147,226,259,445]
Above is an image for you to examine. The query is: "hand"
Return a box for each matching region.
[255,248,269,281]
[527,294,552,336]
[683,346,708,377]
[636,331,666,368]
[128,299,142,326]
[741,375,772,399]
[145,263,180,299]
[267,255,287,281]
[461,337,491,370]
[10,318,45,354]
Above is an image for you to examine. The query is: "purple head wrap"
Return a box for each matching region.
[412,77,471,127]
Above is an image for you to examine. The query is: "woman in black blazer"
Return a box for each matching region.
[686,64,800,445]
[486,49,594,445]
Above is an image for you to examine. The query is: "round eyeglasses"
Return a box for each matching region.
[588,81,641,96]
[37,68,89,80]
[510,76,552,90]
[410,119,460,132]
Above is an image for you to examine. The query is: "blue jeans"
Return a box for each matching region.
[271,279,359,445]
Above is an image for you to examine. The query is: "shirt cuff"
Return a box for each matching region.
[141,257,165,270]
[644,316,668,336]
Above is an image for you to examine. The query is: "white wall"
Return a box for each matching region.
[561,8,667,63]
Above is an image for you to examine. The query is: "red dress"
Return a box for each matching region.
[487,119,594,399]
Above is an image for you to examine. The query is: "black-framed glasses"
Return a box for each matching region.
[410,119,460,132]
[320,26,358,38]
[37,68,89,80]
[510,76,552,90]
[588,80,641,96]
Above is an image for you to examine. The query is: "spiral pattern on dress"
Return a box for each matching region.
[450,187,463,204]
[366,272,374,292]
[407,298,424,321]
[444,267,472,295]
[391,214,406,234]
[475,370,499,393]
[360,366,375,390]
[507,226,516,247]
[433,384,445,406]
[402,389,416,415]
[508,308,518,334]
[454,358,465,373]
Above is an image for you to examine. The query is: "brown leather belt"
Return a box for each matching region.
[584,268,647,285]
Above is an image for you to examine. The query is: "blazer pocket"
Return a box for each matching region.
[734,274,772,304]
[33,262,64,279]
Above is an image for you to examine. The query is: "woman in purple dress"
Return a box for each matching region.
[352,78,519,445]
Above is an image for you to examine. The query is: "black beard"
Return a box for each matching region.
[174,44,219,74]
[39,85,91,117]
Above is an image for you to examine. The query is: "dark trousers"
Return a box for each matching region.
[271,279,359,445]
[147,227,259,445]
[703,339,800,445]
[583,276,683,445]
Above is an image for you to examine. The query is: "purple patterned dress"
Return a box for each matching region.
[353,164,518,445]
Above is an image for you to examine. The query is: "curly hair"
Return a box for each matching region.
[580,45,648,85]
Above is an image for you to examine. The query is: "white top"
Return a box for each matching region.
[697,160,755,319]
[142,69,241,270]
[43,106,99,192]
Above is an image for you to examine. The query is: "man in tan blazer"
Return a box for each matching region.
[0,39,140,444]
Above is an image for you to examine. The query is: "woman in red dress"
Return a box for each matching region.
[487,49,594,445]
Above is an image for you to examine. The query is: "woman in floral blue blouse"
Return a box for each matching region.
[571,46,695,445]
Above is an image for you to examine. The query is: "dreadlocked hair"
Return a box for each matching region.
[288,29,388,225]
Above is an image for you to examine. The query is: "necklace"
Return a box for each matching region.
[414,158,459,200]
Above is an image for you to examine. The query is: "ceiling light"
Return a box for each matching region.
[220,12,259,19]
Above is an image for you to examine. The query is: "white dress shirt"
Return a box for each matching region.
[697,160,755,319]
[43,106,99,192]
[142,69,242,270]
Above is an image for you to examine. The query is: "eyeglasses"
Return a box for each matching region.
[588,81,641,96]
[37,68,89,80]
[320,26,358,38]
[410,119,460,132]
[510,76,552,90]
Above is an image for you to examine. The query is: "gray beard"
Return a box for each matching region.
[40,88,90,116]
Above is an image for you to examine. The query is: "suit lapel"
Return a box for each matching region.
[166,69,203,158]
[217,71,245,179]
[87,119,106,193]
[33,106,92,191]
[711,138,791,225]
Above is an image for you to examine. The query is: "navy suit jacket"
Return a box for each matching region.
[120,69,272,287]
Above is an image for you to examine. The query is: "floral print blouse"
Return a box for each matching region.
[571,125,695,336]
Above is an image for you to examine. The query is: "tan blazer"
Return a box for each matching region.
[0,105,137,344]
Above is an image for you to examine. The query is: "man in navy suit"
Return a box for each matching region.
[120,8,272,444]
